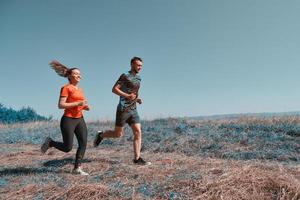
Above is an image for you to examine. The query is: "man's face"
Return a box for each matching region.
[131,60,143,74]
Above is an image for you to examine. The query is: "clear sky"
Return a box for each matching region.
[1,0,300,121]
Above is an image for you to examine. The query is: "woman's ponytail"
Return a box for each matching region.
[49,60,70,77]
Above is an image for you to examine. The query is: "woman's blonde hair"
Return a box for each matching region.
[49,60,78,78]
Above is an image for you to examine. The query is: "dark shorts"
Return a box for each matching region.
[115,108,140,127]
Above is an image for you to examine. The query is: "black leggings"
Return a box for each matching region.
[50,116,87,168]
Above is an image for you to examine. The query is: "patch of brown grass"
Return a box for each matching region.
[46,184,108,200]
[198,165,300,200]
[1,142,300,199]
[211,115,300,126]
[2,183,108,200]
[3,184,41,200]
[0,120,58,130]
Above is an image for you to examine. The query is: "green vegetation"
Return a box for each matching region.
[0,103,51,124]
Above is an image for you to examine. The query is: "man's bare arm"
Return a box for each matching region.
[112,84,137,101]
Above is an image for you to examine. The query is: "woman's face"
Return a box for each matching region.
[69,69,81,84]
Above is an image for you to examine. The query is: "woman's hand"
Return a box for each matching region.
[77,100,86,106]
[83,105,90,111]
[79,101,90,111]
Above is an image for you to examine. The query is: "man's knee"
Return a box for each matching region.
[114,126,124,138]
[115,130,123,138]
[133,130,141,139]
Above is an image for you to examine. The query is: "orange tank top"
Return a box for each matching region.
[60,84,86,118]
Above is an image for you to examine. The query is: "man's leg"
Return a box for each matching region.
[130,123,142,160]
[94,126,124,147]
[130,122,151,165]
[129,110,151,165]
[102,126,124,138]
[94,109,127,147]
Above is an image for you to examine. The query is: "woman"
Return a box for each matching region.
[41,60,90,175]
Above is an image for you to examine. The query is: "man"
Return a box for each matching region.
[94,57,151,165]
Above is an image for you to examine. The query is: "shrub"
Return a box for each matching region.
[0,103,51,124]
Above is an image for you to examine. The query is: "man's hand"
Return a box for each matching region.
[126,93,137,101]
[136,98,143,104]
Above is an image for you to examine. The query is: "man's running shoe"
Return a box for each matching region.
[72,167,89,176]
[41,137,52,154]
[133,157,151,166]
[93,131,103,147]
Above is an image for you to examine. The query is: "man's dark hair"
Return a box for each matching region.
[131,57,143,65]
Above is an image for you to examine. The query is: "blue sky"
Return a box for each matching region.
[1,0,300,121]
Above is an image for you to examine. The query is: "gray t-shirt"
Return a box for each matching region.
[115,71,141,111]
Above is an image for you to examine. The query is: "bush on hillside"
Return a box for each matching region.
[0,103,51,124]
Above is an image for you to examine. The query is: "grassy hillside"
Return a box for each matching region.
[0,116,299,199]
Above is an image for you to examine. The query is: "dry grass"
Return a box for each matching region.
[1,116,300,199]
[1,143,299,199]
[198,165,300,200]
[186,115,300,128]
[0,120,58,130]
[3,183,109,200]
[46,184,109,200]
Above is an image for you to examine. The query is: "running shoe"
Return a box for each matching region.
[133,157,151,166]
[93,131,103,147]
[41,137,52,154]
[72,167,89,176]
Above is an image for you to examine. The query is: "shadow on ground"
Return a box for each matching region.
[0,167,53,176]
[43,157,93,168]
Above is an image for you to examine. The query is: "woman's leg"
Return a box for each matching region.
[73,117,87,168]
[50,116,76,152]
